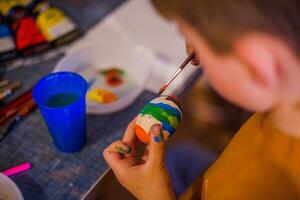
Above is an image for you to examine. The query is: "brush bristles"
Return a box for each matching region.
[158,85,167,95]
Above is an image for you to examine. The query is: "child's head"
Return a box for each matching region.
[152,0,300,112]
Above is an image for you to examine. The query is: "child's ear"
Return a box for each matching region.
[233,34,280,90]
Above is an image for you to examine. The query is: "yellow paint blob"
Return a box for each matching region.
[87,88,117,104]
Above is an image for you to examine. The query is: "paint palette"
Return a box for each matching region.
[54,44,151,114]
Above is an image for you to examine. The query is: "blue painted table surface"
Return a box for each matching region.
[0,1,159,200]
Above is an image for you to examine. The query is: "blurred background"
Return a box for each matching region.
[0,0,252,199]
[175,78,252,155]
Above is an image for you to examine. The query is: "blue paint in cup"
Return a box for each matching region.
[33,72,87,153]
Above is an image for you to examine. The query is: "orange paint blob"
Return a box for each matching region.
[100,68,124,87]
[107,71,123,87]
[135,124,150,144]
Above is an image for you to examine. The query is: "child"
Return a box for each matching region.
[103,0,300,199]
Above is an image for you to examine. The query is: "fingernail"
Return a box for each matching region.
[151,125,164,143]
[153,136,163,143]
[115,145,132,154]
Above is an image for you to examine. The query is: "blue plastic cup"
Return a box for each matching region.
[33,72,87,153]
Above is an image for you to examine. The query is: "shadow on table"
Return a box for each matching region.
[14,174,46,200]
[83,169,135,200]
[85,114,127,147]
[84,99,146,147]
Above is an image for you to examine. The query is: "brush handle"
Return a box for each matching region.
[159,52,196,95]
[179,52,196,70]
[0,89,32,117]
[18,99,36,117]
[0,81,22,100]
[0,80,9,88]
[0,99,36,140]
[167,52,196,85]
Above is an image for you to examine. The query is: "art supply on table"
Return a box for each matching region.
[0,13,18,62]
[158,52,196,95]
[0,81,22,100]
[33,72,87,153]
[135,96,182,144]
[31,0,80,46]
[0,88,32,117]
[0,80,9,88]
[0,116,18,141]
[8,5,49,56]
[0,98,36,141]
[2,162,31,177]
[0,0,80,69]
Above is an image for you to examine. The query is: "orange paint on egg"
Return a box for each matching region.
[135,124,150,144]
[135,96,183,144]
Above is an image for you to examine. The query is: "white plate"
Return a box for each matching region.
[54,44,151,114]
[0,173,23,200]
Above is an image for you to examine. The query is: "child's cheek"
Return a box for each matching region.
[203,61,240,106]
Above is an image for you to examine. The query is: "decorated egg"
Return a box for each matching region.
[135,96,182,144]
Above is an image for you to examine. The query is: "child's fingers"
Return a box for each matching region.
[122,118,137,157]
[141,145,149,162]
[123,118,137,144]
[103,140,131,170]
[147,124,165,169]
[103,141,142,180]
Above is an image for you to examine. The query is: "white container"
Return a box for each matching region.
[54,43,152,114]
[0,173,23,200]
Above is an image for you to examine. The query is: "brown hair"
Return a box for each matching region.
[151,0,300,54]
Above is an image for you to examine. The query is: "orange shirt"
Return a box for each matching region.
[180,113,300,200]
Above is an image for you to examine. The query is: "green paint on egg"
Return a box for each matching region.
[140,103,180,128]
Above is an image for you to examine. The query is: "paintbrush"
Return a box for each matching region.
[0,89,32,118]
[0,81,22,100]
[0,99,36,141]
[158,52,196,95]
[0,98,36,125]
[0,80,9,88]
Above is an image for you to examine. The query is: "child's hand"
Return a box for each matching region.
[186,41,201,66]
[103,119,176,200]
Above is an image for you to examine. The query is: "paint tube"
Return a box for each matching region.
[8,5,49,57]
[0,13,18,62]
[31,0,80,47]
